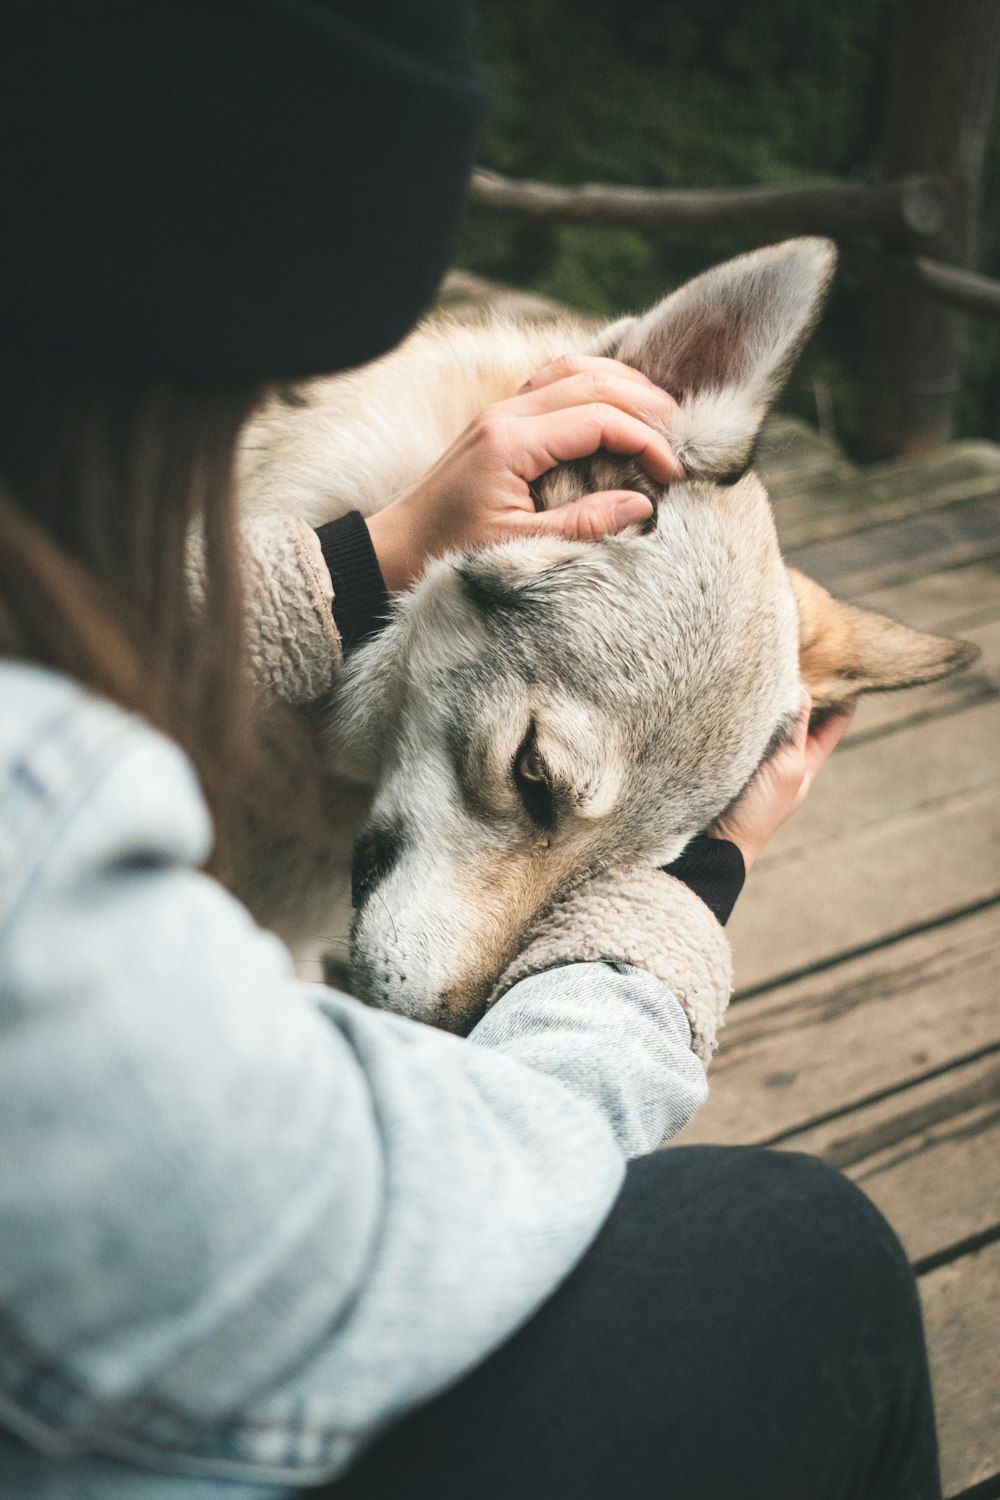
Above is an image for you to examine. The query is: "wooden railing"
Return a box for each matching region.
[471,169,1000,323]
[468,0,1000,461]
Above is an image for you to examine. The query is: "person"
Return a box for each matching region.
[0,3,941,1497]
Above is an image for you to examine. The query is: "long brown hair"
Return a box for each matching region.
[0,336,265,880]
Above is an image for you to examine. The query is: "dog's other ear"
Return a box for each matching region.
[328,621,406,774]
[594,238,836,479]
[788,568,979,708]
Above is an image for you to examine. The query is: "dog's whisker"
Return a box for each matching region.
[373,886,398,946]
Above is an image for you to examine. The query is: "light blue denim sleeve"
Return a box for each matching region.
[471,964,707,1153]
[0,666,708,1490]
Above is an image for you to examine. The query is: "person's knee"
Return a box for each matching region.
[628,1145,917,1321]
[745,1148,911,1281]
[696,1147,922,1357]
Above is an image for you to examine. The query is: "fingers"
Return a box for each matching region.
[766,690,810,778]
[792,700,855,808]
[512,362,677,429]
[518,353,663,400]
[510,356,682,483]
[515,490,654,541]
[804,701,856,778]
[754,691,811,813]
[514,404,683,485]
[791,688,813,753]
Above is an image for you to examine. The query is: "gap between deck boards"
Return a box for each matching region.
[785,491,1000,597]
[708,440,1000,1499]
[673,899,1000,1495]
[733,890,1000,1003]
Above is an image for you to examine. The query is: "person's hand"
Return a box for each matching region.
[365,355,682,591]
[709,691,856,870]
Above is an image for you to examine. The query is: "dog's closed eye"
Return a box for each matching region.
[514,722,556,829]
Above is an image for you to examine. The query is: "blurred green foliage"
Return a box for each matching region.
[458,0,1000,452]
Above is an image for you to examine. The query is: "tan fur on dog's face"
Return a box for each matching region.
[246,240,977,1027]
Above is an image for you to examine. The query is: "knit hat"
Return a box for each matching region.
[0,1,485,378]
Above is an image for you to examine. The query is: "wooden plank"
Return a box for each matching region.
[852,554,1000,635]
[771,444,1000,551]
[785,493,1000,597]
[847,617,1000,743]
[780,1052,1000,1266]
[727,778,1000,992]
[681,901,1000,1146]
[922,1239,1000,1495]
[754,415,856,497]
[761,698,1000,862]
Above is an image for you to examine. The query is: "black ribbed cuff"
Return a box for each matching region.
[315,511,391,653]
[662,834,746,927]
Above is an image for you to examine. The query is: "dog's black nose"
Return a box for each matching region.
[352,822,404,910]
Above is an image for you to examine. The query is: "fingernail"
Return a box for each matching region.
[614,494,653,527]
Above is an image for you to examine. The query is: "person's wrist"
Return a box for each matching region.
[707,825,760,871]
[663,833,746,927]
[315,511,391,653]
[365,496,422,593]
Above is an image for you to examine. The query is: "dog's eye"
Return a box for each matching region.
[514,725,555,828]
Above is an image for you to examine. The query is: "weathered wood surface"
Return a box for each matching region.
[728,776,1000,994]
[786,1052,1000,1267]
[763,435,1000,551]
[684,414,1000,1495]
[853,555,1000,634]
[685,903,1000,1147]
[922,1241,1000,1495]
[760,698,1000,859]
[681,899,1000,1495]
[786,491,1000,597]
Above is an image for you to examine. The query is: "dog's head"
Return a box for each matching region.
[334,239,976,1028]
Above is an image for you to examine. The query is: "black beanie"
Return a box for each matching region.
[0,0,485,378]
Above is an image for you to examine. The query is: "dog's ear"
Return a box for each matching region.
[788,569,979,708]
[594,238,836,479]
[329,621,406,773]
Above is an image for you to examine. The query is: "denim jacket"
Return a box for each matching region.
[0,661,708,1497]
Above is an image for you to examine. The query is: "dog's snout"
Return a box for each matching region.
[352,822,404,910]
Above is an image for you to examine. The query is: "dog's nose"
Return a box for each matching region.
[352,822,404,910]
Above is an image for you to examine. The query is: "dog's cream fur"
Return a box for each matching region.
[237,240,976,1030]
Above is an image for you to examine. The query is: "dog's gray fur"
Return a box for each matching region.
[239,239,976,1030]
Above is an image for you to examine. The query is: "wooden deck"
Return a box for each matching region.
[679,416,1000,1497]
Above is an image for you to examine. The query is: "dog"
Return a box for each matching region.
[237,238,977,1031]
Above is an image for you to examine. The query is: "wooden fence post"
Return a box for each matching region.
[862,0,1000,460]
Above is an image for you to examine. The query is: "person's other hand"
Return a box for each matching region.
[365,355,682,591]
[709,691,856,870]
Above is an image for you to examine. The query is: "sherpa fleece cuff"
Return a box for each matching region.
[316,511,391,654]
[190,514,343,704]
[663,834,746,927]
[488,866,733,1065]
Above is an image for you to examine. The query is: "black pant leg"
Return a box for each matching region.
[322,1146,941,1500]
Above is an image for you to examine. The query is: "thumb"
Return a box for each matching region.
[526,490,653,542]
